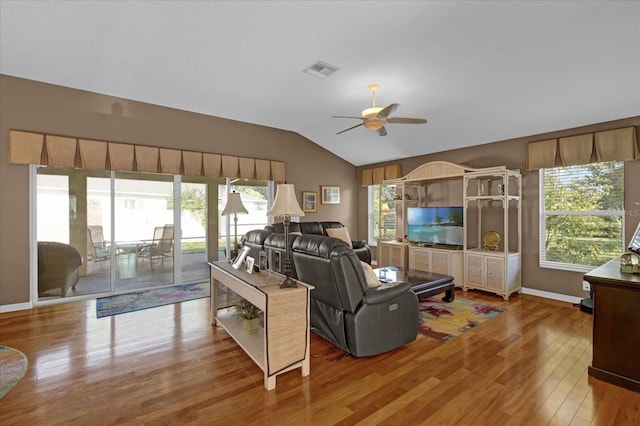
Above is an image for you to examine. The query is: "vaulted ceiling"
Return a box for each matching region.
[1,1,638,166]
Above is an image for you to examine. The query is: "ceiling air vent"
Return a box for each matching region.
[303,61,339,79]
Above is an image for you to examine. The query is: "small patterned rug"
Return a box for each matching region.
[96,282,210,318]
[418,295,506,342]
[0,346,28,400]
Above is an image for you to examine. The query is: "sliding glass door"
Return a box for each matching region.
[179,181,209,285]
[113,173,175,292]
[35,167,220,304]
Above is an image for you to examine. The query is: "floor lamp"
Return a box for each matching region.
[267,183,305,288]
[221,191,248,261]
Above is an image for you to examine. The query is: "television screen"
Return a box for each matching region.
[407,207,464,247]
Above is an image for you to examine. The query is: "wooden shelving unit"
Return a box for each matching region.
[378,161,522,299]
[463,169,522,300]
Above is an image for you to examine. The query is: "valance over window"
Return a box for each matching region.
[526,126,638,171]
[360,164,402,186]
[8,130,286,181]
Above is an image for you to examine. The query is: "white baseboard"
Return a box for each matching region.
[521,287,583,305]
[0,302,33,313]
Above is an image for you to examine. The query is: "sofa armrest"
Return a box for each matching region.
[352,239,367,249]
[352,240,371,264]
[363,281,411,304]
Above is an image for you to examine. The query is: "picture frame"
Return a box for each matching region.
[269,250,281,273]
[259,250,267,271]
[232,245,251,269]
[302,191,317,213]
[321,186,340,205]
[244,256,255,274]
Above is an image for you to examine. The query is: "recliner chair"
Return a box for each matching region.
[292,234,419,357]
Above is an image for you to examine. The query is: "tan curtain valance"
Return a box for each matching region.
[526,126,638,170]
[559,133,594,166]
[526,139,558,171]
[595,127,640,162]
[8,129,285,181]
[360,164,403,186]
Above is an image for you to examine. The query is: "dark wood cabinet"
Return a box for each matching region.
[584,256,640,392]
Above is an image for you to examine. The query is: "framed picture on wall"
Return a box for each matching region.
[321,186,340,205]
[302,191,317,213]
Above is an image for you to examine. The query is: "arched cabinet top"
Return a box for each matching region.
[384,161,507,183]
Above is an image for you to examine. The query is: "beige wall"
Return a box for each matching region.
[2,74,638,305]
[357,117,640,298]
[0,75,359,305]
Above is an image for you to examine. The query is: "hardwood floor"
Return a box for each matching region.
[1,290,638,425]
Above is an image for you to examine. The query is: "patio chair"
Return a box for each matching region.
[87,225,111,273]
[38,241,83,297]
[137,224,174,270]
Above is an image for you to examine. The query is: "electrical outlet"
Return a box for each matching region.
[582,281,591,292]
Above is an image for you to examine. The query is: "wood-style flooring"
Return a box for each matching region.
[1,290,639,425]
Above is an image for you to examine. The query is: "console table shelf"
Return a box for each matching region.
[209,261,313,390]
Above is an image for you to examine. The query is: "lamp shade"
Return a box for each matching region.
[221,191,248,215]
[267,184,305,217]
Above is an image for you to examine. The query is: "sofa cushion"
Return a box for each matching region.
[267,222,301,234]
[292,234,349,259]
[326,227,353,248]
[360,261,381,288]
[299,222,324,235]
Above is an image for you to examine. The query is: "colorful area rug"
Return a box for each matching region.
[418,296,506,342]
[0,346,28,400]
[96,282,210,318]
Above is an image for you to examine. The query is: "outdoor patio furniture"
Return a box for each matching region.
[137,225,174,270]
[38,241,83,297]
[87,225,111,273]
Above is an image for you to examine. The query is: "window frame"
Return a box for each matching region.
[539,161,625,273]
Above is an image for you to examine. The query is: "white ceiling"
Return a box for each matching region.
[1,1,639,166]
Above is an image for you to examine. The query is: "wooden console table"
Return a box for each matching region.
[209,261,313,390]
[584,256,640,392]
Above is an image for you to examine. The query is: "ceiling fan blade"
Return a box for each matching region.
[378,126,388,137]
[377,103,399,118]
[386,117,428,124]
[336,122,364,135]
[332,115,365,120]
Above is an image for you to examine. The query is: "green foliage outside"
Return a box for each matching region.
[373,185,397,240]
[543,162,624,267]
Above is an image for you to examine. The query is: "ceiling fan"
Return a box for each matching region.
[333,84,427,136]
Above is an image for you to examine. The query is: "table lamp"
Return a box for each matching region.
[267,183,305,288]
[221,190,248,261]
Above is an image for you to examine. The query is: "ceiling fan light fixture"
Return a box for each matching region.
[364,119,385,130]
[361,106,382,117]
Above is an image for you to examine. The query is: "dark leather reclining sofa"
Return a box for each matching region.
[242,221,371,279]
[265,221,371,264]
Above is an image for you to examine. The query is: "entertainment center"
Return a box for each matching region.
[378,161,522,300]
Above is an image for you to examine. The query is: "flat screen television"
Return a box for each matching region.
[407,206,464,247]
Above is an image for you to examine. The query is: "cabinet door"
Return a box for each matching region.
[377,242,389,267]
[465,253,485,287]
[485,256,505,291]
[430,251,450,275]
[389,245,404,267]
[410,249,431,271]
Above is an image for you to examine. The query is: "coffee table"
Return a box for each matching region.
[374,266,455,302]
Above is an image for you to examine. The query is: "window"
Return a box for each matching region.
[540,161,625,272]
[367,184,397,245]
